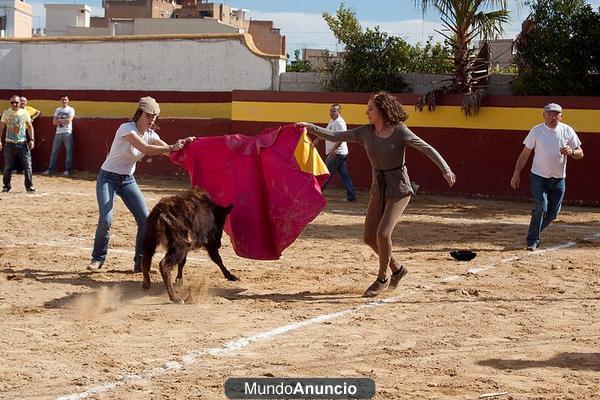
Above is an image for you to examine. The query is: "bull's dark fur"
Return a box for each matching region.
[141,187,236,304]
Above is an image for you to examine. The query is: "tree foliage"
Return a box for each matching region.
[512,0,600,95]
[320,3,452,93]
[410,38,454,74]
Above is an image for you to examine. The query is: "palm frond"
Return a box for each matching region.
[473,10,511,39]
[461,89,487,117]
[439,16,458,33]
[415,85,453,112]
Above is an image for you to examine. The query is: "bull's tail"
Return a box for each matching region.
[141,205,162,290]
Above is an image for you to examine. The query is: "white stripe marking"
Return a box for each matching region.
[55,230,600,400]
[328,209,596,230]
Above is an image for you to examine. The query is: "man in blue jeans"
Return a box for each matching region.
[43,94,75,176]
[317,103,357,202]
[0,95,36,193]
[510,103,584,250]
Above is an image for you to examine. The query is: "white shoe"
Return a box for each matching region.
[87,260,103,272]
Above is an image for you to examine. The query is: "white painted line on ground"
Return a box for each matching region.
[329,209,597,230]
[441,236,594,283]
[56,291,416,400]
[55,230,600,400]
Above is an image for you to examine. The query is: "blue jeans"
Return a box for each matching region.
[322,154,357,201]
[92,169,149,269]
[48,132,73,172]
[2,143,34,190]
[526,173,565,246]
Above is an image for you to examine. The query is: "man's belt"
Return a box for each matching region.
[5,139,26,144]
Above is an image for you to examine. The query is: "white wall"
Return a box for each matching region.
[14,8,33,38]
[0,36,284,91]
[278,72,515,95]
[280,72,322,92]
[45,4,91,36]
[0,43,21,88]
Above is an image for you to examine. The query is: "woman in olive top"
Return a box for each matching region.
[300,92,456,297]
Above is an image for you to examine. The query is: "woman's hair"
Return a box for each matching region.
[370,92,408,125]
[132,109,160,130]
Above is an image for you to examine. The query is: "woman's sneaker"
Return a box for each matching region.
[87,260,103,272]
[363,276,389,297]
[388,265,408,290]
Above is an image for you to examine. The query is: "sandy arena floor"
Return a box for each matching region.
[1,174,599,400]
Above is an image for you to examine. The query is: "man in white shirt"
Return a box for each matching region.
[510,103,584,250]
[43,94,75,176]
[319,103,357,202]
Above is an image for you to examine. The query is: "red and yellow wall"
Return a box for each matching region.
[1,89,598,204]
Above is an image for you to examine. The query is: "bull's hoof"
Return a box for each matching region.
[226,274,239,282]
[171,297,185,305]
[175,277,183,286]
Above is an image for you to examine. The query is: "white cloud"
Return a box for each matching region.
[246,10,520,57]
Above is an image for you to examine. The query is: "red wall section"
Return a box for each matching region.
[1,90,598,205]
[1,117,232,178]
[230,120,600,205]
[407,127,598,204]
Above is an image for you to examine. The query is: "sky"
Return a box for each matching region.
[28,0,600,55]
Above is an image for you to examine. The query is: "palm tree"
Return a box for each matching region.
[415,0,510,115]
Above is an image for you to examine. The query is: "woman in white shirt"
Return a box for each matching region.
[88,97,194,272]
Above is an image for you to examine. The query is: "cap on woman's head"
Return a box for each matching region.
[138,96,160,115]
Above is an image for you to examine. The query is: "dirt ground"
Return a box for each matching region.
[1,174,599,400]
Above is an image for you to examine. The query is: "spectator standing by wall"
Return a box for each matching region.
[43,94,75,176]
[1,95,36,192]
[11,96,41,174]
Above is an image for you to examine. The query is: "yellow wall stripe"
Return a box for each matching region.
[28,100,231,119]
[22,99,600,134]
[232,101,600,133]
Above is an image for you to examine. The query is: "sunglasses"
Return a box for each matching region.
[10,101,19,105]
